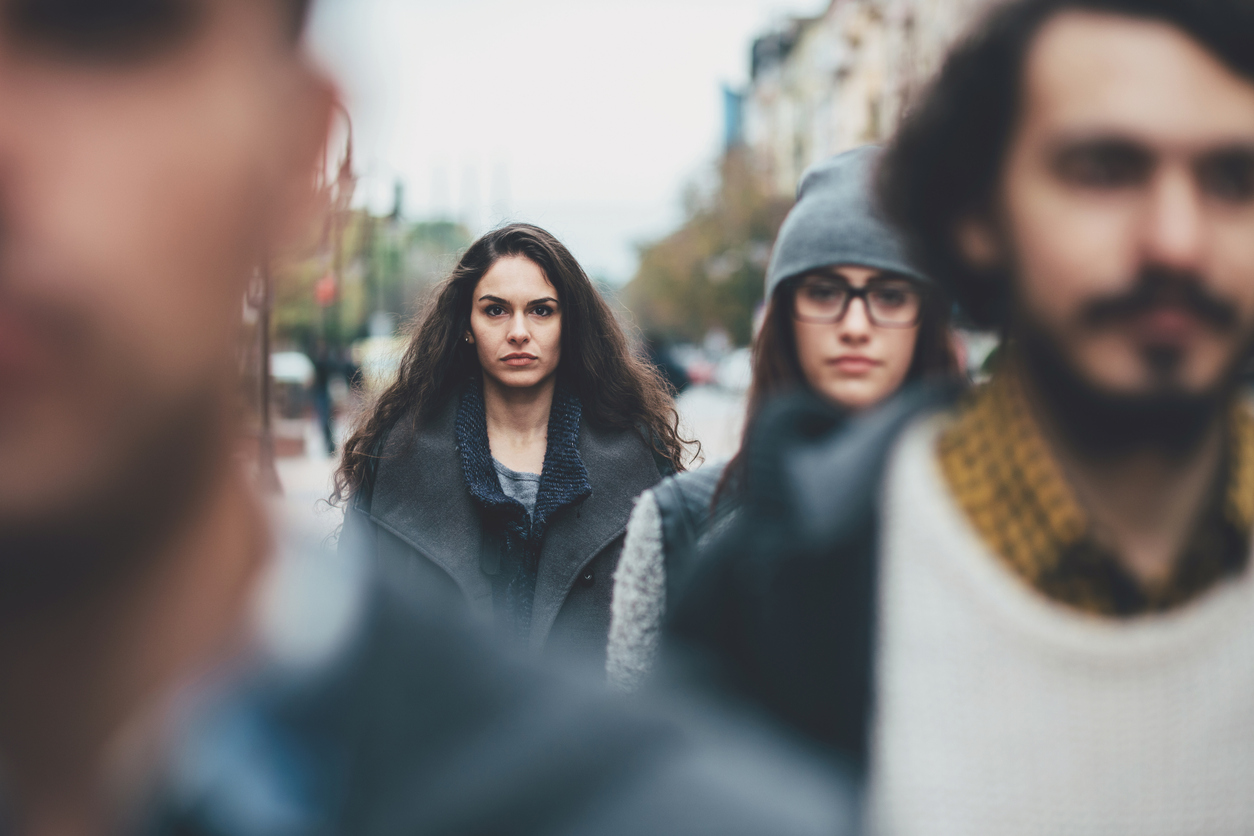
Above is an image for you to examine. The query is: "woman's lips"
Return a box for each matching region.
[502,353,538,367]
[829,356,881,374]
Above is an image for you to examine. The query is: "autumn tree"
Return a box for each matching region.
[625,148,792,346]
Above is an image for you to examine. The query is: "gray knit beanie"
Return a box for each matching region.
[765,145,929,302]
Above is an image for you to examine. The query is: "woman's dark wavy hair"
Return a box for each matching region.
[716,276,959,502]
[879,0,1254,330]
[333,223,693,505]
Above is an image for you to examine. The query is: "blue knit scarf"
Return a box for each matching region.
[455,379,592,637]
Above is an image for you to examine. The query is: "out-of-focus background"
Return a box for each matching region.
[252,0,997,541]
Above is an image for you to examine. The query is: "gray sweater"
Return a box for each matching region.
[607,461,738,690]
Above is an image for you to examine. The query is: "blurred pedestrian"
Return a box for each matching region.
[310,338,338,454]
[644,332,692,395]
[607,147,961,690]
[667,0,1254,832]
[335,223,693,666]
[0,2,857,834]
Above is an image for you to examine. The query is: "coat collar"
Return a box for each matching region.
[527,418,661,647]
[454,379,592,542]
[454,379,592,635]
[366,391,493,610]
[367,382,662,648]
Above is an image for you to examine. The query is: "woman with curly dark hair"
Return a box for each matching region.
[335,223,692,665]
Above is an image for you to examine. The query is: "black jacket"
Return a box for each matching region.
[340,388,665,666]
[663,383,962,769]
[652,462,739,603]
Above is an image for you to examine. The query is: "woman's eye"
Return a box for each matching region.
[804,285,842,302]
[872,289,909,308]
[531,306,553,317]
[485,305,506,317]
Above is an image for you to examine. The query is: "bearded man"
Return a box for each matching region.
[666,1,1254,832]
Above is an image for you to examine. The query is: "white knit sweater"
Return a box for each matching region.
[869,418,1254,836]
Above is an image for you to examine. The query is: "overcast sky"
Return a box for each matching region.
[309,0,826,284]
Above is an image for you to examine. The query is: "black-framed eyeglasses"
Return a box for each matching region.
[790,274,924,328]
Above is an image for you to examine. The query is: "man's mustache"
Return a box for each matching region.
[1080,268,1239,332]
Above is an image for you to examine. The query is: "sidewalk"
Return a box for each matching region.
[271,419,343,547]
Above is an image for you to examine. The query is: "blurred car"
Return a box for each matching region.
[271,351,316,387]
[670,344,718,387]
[351,336,408,394]
[270,351,316,418]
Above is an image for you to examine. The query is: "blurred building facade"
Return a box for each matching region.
[626,0,996,347]
[744,0,992,196]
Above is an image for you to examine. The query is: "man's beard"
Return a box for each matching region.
[0,386,227,620]
[1013,267,1249,460]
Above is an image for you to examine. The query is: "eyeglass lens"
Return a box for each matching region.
[793,278,922,326]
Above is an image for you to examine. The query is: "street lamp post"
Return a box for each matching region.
[252,264,283,495]
[248,105,353,496]
[322,107,356,349]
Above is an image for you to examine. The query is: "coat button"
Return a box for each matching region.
[579,570,595,587]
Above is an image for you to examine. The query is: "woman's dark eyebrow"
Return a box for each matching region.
[478,295,559,306]
[803,269,845,282]
[868,272,914,283]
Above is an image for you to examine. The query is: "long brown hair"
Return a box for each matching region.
[717,276,960,501]
[333,223,691,505]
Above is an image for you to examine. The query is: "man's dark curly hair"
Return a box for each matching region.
[879,0,1254,329]
[288,0,311,39]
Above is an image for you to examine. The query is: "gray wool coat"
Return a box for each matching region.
[339,394,666,666]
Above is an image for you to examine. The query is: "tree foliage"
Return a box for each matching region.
[271,212,472,350]
[625,149,793,346]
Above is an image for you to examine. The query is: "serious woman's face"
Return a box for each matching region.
[468,256,563,391]
[791,265,921,411]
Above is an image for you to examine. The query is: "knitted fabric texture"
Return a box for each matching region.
[765,146,930,301]
[873,418,1254,835]
[456,380,592,636]
[606,491,666,692]
[937,368,1254,616]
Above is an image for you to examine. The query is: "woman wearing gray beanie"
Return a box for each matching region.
[607,145,962,690]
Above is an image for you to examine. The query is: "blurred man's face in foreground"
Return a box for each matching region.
[0,1,329,572]
[978,12,1254,413]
